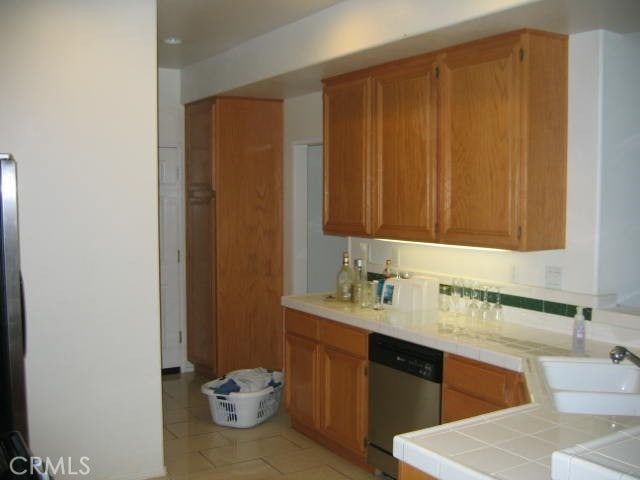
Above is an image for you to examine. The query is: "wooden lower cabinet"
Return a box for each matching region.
[284,311,529,473]
[284,332,318,430]
[441,353,529,423]
[284,308,370,470]
[398,462,438,480]
[396,355,529,480]
[319,345,368,455]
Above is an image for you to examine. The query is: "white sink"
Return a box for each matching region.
[538,356,640,416]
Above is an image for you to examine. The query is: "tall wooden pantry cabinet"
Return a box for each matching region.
[185,97,283,376]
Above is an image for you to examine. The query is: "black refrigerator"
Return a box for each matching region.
[1,154,48,479]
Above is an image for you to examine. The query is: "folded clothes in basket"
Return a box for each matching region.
[209,367,282,395]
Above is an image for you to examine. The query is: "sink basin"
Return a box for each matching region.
[538,356,640,416]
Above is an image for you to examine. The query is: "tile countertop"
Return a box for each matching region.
[281,294,640,480]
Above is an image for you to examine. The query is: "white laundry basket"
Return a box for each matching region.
[200,370,283,428]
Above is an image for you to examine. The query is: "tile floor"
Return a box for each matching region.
[161,372,380,479]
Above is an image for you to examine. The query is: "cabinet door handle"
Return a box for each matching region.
[189,188,214,200]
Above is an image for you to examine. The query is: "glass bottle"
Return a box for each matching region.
[336,251,355,302]
[383,259,393,279]
[352,258,364,305]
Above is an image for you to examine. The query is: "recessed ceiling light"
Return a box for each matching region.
[163,36,182,45]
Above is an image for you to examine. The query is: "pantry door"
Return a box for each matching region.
[159,145,186,370]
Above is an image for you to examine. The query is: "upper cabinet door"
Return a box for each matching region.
[437,31,567,251]
[372,59,438,242]
[437,35,523,249]
[323,77,372,237]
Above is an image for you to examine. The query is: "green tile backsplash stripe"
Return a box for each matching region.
[367,273,591,320]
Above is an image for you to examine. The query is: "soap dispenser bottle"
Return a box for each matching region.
[572,306,586,355]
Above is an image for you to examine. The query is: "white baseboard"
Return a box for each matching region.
[103,465,167,480]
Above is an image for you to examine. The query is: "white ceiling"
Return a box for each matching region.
[157,0,346,69]
[159,0,640,100]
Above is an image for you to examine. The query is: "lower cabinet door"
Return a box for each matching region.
[319,345,368,455]
[284,333,319,429]
[441,385,502,423]
[399,462,438,480]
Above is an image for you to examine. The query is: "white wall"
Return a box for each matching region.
[306,145,349,293]
[181,0,534,102]
[159,68,185,148]
[0,2,164,479]
[283,92,323,294]
[599,32,640,306]
[283,30,638,310]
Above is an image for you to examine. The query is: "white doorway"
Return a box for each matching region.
[292,143,347,294]
[306,145,347,293]
[158,146,186,370]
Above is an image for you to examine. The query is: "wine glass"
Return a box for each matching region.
[466,282,480,338]
[450,278,462,313]
[490,287,504,339]
[438,285,453,333]
[462,280,472,315]
[479,285,491,339]
[449,279,464,335]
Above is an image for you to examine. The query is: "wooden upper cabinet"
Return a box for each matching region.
[323,77,372,236]
[437,30,567,250]
[372,58,438,242]
[322,29,567,251]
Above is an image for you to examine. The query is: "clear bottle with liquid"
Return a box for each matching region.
[572,306,586,355]
[336,251,355,302]
[351,258,364,305]
[383,259,394,279]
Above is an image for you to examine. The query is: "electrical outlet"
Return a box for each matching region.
[545,265,562,289]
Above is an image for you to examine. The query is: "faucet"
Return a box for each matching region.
[609,346,640,368]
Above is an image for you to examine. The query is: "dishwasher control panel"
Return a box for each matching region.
[369,333,443,383]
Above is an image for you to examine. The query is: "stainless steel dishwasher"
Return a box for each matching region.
[368,332,443,478]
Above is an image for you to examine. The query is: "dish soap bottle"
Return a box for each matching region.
[336,251,355,302]
[572,306,586,355]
